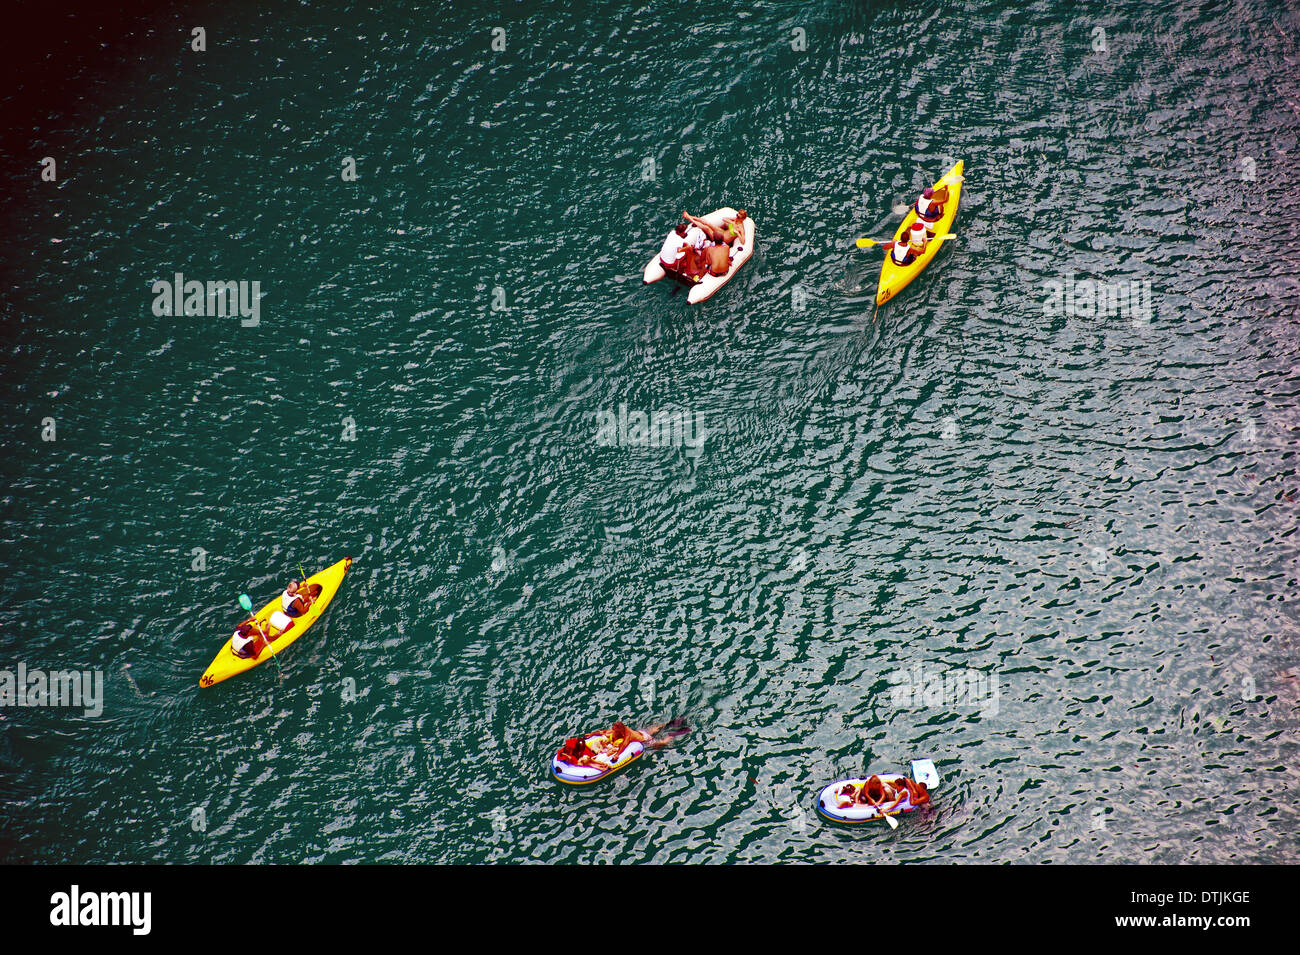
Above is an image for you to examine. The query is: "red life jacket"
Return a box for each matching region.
[558,738,590,762]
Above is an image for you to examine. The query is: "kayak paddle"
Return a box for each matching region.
[238,593,282,674]
[856,233,958,249]
[855,778,901,827]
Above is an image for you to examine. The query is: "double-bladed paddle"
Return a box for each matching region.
[238,593,282,673]
[856,233,958,249]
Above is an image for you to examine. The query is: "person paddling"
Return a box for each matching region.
[682,209,747,247]
[858,774,907,813]
[230,619,268,660]
[556,718,692,769]
[280,579,310,617]
[880,221,929,266]
[914,185,951,235]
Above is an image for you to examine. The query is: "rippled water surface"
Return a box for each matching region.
[1,0,1298,863]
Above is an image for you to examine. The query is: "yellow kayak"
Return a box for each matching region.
[199,557,352,687]
[876,160,964,306]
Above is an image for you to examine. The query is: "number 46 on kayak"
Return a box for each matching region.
[199,557,352,687]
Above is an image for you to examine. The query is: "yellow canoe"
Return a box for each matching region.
[199,557,352,687]
[876,160,964,306]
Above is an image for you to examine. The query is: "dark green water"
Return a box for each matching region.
[1,0,1298,863]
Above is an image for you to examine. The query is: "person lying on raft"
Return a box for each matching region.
[682,209,747,248]
[556,719,691,768]
[833,777,903,810]
[833,774,930,810]
[586,721,668,768]
[557,735,598,766]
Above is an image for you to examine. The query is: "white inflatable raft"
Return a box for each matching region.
[551,734,645,785]
[643,207,756,305]
[816,759,941,825]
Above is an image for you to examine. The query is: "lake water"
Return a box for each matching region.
[0,0,1296,863]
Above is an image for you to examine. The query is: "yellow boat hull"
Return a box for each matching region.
[199,557,352,687]
[876,160,964,306]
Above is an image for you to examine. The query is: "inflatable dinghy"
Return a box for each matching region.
[816,759,941,825]
[643,207,756,304]
[551,732,645,785]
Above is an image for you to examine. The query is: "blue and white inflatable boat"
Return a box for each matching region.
[551,734,645,785]
[816,759,941,825]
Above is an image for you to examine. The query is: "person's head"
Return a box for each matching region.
[286,581,299,595]
[735,210,747,221]
[236,622,253,637]
[675,223,688,237]
[610,721,630,738]
[865,775,884,798]
[923,187,934,200]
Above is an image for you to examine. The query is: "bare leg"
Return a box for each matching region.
[683,212,726,243]
[643,718,691,748]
